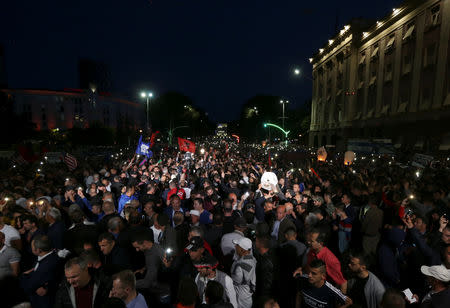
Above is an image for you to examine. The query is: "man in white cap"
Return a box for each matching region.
[231,237,256,308]
[190,210,201,227]
[413,265,450,307]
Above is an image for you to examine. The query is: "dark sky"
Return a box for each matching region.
[1,0,401,122]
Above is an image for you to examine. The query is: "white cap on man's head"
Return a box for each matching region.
[232,237,252,250]
[421,265,450,282]
[190,210,200,217]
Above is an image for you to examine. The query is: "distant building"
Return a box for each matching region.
[0,88,144,131]
[0,44,7,88]
[78,59,112,93]
[309,0,450,152]
[216,123,228,137]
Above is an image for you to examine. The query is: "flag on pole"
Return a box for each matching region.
[178,137,196,153]
[150,131,160,148]
[63,153,78,171]
[136,135,153,158]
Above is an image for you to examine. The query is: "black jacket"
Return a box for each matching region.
[20,251,62,308]
[102,244,132,276]
[254,249,277,298]
[54,271,111,308]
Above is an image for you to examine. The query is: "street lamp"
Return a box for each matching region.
[140,91,153,132]
[279,100,289,132]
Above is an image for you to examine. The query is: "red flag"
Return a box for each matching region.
[178,137,196,153]
[150,131,160,148]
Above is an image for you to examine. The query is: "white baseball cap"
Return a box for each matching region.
[190,210,200,217]
[232,237,252,250]
[421,265,450,282]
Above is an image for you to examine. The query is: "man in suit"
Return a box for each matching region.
[98,232,132,275]
[164,195,186,227]
[154,213,178,255]
[271,204,296,246]
[20,235,61,308]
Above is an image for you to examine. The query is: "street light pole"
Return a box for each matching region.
[141,91,153,132]
[280,99,289,131]
[146,96,149,131]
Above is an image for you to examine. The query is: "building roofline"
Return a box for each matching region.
[0,88,141,107]
[310,0,428,64]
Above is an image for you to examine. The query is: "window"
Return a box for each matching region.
[422,87,431,108]
[359,52,366,65]
[23,103,32,122]
[403,22,415,41]
[371,44,379,59]
[430,5,440,26]
[385,34,395,52]
[423,43,437,67]
[385,63,393,82]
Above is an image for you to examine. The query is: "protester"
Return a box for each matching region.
[230,237,256,308]
[110,270,148,308]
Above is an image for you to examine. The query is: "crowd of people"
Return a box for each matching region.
[0,142,449,308]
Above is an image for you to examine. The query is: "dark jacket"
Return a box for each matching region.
[277,217,296,245]
[102,244,132,276]
[54,271,111,308]
[254,249,277,298]
[175,222,190,253]
[377,228,406,287]
[20,251,62,308]
[47,221,66,249]
[64,223,99,255]
[159,226,178,254]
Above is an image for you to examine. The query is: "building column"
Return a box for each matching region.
[433,0,450,109]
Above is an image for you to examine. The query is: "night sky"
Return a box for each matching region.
[1,0,401,122]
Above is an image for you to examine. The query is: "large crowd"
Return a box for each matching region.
[0,142,449,308]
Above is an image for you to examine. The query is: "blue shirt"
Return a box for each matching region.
[127,293,148,308]
[118,194,138,214]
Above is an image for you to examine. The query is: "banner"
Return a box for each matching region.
[178,137,196,153]
[136,135,153,158]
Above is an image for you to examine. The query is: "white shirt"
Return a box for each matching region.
[195,271,238,308]
[183,187,191,199]
[151,226,162,244]
[34,251,53,271]
[0,224,20,247]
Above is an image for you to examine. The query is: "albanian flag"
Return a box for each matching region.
[178,137,196,153]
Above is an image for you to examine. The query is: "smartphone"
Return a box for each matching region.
[402,288,417,303]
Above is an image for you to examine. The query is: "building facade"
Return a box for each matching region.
[309,0,450,152]
[0,88,145,131]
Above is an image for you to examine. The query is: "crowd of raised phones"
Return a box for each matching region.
[0,144,449,308]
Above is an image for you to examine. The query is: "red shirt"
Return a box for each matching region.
[167,188,186,200]
[74,280,94,308]
[307,246,347,286]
